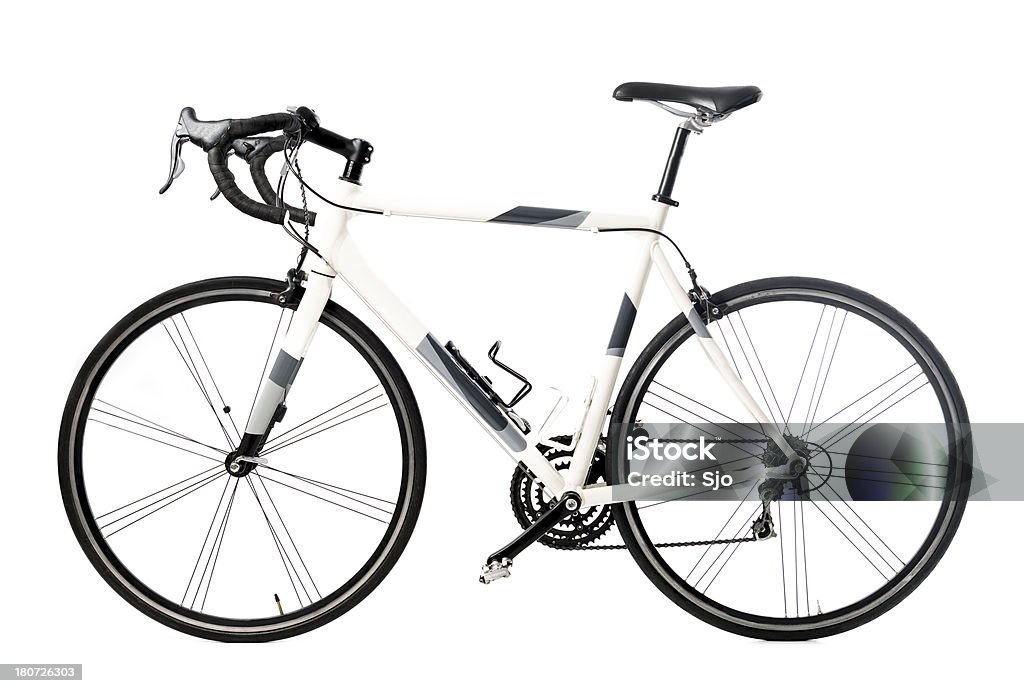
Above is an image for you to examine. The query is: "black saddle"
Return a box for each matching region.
[613,82,762,117]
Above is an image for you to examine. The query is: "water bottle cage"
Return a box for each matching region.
[444,340,533,432]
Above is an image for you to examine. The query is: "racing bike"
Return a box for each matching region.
[59,82,971,641]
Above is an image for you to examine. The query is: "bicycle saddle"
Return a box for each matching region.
[613,82,762,117]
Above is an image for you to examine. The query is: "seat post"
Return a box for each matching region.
[653,125,691,207]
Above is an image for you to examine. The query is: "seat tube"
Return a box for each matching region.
[564,231,657,489]
[237,263,335,456]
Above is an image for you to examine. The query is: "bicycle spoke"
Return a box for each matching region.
[803,363,918,436]
[650,381,765,437]
[193,478,240,611]
[641,398,766,458]
[812,449,949,468]
[791,498,801,616]
[697,505,762,593]
[811,376,929,455]
[164,320,236,449]
[256,473,389,524]
[263,384,381,447]
[712,318,774,443]
[809,469,904,569]
[259,465,396,513]
[795,307,837,435]
[91,403,228,456]
[805,311,846,433]
[809,460,947,480]
[254,472,321,601]
[247,477,307,608]
[714,320,743,379]
[102,470,224,536]
[800,496,810,616]
[181,314,242,442]
[806,472,904,577]
[685,483,756,581]
[785,305,827,426]
[779,500,788,617]
[806,472,942,489]
[182,476,233,606]
[88,417,224,463]
[96,464,222,521]
[805,497,889,580]
[261,401,388,456]
[735,312,787,427]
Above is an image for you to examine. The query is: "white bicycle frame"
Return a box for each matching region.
[243,181,798,509]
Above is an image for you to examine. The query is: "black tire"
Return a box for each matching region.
[608,277,970,640]
[59,277,427,641]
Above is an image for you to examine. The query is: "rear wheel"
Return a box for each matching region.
[59,277,426,641]
[608,277,970,640]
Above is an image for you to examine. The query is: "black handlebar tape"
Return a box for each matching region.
[227,113,300,140]
[208,146,287,225]
[249,138,316,226]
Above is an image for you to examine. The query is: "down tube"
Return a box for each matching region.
[327,222,566,493]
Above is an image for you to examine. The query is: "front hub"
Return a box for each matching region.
[224,450,257,478]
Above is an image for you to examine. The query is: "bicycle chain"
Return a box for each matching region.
[563,534,757,551]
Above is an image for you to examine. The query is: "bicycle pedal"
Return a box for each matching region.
[479,558,512,584]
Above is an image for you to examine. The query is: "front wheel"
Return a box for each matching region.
[59,277,426,641]
[608,277,970,640]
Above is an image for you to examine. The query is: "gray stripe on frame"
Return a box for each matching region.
[246,381,285,434]
[489,206,590,228]
[268,351,303,388]
[537,210,590,228]
[606,293,637,355]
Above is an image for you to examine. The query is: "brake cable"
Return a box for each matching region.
[280,135,384,216]
[594,226,710,302]
[283,132,315,269]
[270,133,327,269]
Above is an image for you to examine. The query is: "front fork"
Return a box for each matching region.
[237,261,337,457]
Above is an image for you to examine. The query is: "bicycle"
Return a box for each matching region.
[59,82,972,641]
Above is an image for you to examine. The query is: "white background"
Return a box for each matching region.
[2,1,1022,690]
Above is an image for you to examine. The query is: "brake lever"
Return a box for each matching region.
[160,107,234,195]
[159,119,189,194]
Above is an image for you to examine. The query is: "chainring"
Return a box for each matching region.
[509,435,615,549]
